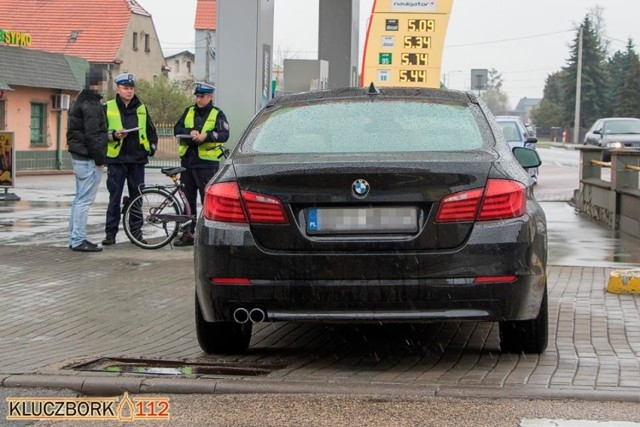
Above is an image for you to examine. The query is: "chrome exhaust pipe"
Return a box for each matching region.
[233,307,249,324]
[249,308,266,323]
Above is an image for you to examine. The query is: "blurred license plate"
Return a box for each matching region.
[306,207,418,234]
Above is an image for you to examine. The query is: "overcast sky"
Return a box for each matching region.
[138,0,639,109]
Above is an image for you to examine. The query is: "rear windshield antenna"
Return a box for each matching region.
[367,82,380,96]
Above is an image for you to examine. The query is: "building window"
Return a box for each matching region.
[174,60,180,73]
[187,61,191,73]
[0,100,6,129]
[30,103,46,146]
[132,32,138,51]
[144,34,150,52]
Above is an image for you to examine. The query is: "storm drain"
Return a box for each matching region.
[67,357,285,377]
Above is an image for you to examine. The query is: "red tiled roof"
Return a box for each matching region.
[0,0,151,63]
[195,0,216,31]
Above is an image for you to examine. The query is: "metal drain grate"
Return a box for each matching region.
[67,357,285,377]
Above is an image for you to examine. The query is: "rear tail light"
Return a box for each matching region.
[477,179,526,220]
[473,275,517,283]
[242,191,289,224]
[203,182,288,224]
[203,182,246,222]
[435,188,483,222]
[436,179,526,222]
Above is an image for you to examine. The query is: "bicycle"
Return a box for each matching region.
[122,146,228,249]
[122,166,193,249]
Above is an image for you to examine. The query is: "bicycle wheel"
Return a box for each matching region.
[123,188,182,249]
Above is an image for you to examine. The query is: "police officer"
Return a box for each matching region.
[173,82,229,246]
[102,72,158,246]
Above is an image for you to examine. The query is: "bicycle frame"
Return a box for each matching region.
[139,178,194,228]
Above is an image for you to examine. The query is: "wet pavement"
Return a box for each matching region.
[1,165,640,402]
[2,166,639,266]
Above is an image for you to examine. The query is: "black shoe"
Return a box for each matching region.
[69,241,98,249]
[131,230,147,245]
[173,233,194,247]
[71,240,103,252]
[102,235,116,245]
[133,235,147,245]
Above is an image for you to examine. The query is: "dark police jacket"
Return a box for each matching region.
[174,102,229,169]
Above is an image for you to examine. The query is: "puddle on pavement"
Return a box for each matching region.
[544,201,640,267]
[67,357,285,377]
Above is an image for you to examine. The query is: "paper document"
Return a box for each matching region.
[176,134,196,139]
[122,127,141,133]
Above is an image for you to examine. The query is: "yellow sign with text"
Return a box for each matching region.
[6,392,169,421]
[0,131,15,187]
[361,0,454,88]
[0,29,31,47]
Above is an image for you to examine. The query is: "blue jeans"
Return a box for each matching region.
[69,159,103,248]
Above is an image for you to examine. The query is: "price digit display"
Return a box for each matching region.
[404,36,431,49]
[407,19,435,32]
[401,53,429,66]
[399,70,427,83]
[360,0,454,88]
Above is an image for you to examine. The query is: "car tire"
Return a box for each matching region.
[499,287,548,354]
[195,294,252,354]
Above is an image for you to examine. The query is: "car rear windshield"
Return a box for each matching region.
[243,100,485,154]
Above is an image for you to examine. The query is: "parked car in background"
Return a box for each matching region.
[584,117,640,161]
[194,86,548,356]
[495,116,539,184]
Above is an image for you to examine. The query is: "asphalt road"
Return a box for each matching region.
[2,388,639,427]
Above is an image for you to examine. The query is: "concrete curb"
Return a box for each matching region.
[3,374,640,402]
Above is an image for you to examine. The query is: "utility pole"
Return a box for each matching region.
[205,32,211,83]
[573,26,583,144]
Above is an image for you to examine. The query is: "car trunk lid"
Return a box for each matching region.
[229,151,495,251]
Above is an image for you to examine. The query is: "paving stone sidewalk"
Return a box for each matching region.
[1,169,640,400]
[1,243,639,400]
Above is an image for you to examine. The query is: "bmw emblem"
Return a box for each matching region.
[352,179,370,199]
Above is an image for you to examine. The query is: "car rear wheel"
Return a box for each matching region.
[195,294,252,354]
[499,287,548,354]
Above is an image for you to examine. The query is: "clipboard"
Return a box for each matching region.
[176,134,196,139]
[122,127,141,133]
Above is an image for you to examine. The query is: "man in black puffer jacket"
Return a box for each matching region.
[66,66,108,252]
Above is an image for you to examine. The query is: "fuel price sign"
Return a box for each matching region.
[361,0,454,88]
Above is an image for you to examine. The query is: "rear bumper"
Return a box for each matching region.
[197,276,546,323]
[195,215,547,324]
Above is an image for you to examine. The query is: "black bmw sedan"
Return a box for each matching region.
[194,86,548,355]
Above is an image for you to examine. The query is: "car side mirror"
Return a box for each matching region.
[593,129,602,135]
[512,147,542,169]
[526,136,538,144]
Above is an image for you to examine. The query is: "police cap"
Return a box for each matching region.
[115,72,135,87]
[194,82,215,95]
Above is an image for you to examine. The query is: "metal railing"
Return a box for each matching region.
[576,147,640,238]
[148,123,180,169]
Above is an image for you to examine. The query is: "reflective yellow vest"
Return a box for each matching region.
[105,100,150,158]
[179,106,222,161]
